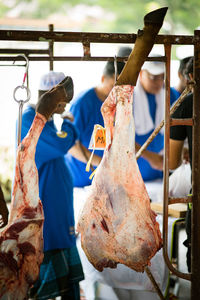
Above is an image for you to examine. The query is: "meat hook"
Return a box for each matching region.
[13,54,31,145]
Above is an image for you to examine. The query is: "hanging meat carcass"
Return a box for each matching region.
[0,77,73,299]
[77,7,168,273]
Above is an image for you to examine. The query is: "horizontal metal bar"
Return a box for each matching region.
[170,118,193,126]
[168,196,192,205]
[0,64,26,67]
[0,30,194,45]
[0,56,123,62]
[0,55,167,62]
[0,49,49,54]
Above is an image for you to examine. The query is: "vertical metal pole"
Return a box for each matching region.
[26,70,29,88]
[191,30,200,299]
[48,24,54,71]
[163,43,171,269]
[17,101,23,146]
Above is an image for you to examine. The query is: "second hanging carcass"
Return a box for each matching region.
[77,7,168,273]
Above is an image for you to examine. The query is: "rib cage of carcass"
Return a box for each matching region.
[77,7,168,273]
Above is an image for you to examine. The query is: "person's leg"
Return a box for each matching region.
[61,283,80,300]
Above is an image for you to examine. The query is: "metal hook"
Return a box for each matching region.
[13,54,29,87]
[13,54,31,145]
[13,54,31,104]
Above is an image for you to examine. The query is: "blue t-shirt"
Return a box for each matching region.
[20,105,78,251]
[136,88,179,181]
[65,88,104,187]
[170,87,181,100]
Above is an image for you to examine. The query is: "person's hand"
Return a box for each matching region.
[146,151,163,170]
[53,102,67,115]
[69,141,102,166]
[36,76,74,120]
[182,147,190,164]
[61,112,74,122]
[135,143,163,171]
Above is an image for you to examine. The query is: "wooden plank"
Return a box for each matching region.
[151,202,187,218]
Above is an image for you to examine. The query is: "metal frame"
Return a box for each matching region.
[0,27,199,299]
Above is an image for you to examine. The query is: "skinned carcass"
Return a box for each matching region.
[0,114,45,299]
[77,85,162,272]
[77,7,168,273]
[0,77,73,299]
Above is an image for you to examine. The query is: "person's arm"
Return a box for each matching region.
[142,94,189,171]
[169,139,184,170]
[135,139,184,171]
[135,142,163,170]
[169,95,189,169]
[69,141,102,166]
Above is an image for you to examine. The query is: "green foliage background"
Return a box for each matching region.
[0,0,199,34]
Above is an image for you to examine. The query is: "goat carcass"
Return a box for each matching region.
[77,85,162,272]
[0,76,73,299]
[0,114,45,299]
[77,6,167,273]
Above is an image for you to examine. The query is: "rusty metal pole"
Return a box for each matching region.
[163,43,171,270]
[162,44,191,280]
[191,30,200,299]
[48,24,54,70]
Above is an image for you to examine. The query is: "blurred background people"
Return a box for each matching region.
[136,57,194,272]
[171,56,192,97]
[170,57,194,272]
[118,47,179,181]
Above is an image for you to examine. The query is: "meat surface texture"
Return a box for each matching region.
[77,85,162,272]
[0,113,45,300]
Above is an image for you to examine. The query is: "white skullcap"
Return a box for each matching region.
[39,71,65,91]
[142,54,165,75]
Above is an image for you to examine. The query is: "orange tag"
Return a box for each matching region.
[89,125,106,150]
[94,128,106,149]
[86,125,106,174]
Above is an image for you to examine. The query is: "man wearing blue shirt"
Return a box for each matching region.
[20,72,86,300]
[133,55,178,181]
